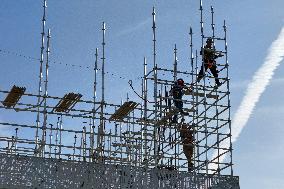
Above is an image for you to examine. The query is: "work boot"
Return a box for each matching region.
[188,162,194,172]
[215,80,222,88]
[182,111,189,116]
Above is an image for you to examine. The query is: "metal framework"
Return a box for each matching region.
[0,0,239,188]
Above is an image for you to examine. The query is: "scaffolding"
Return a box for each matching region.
[0,0,239,188]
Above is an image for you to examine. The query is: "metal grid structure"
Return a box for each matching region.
[0,0,239,188]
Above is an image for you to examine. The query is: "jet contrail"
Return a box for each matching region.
[209,27,284,171]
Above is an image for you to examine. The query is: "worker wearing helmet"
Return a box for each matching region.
[170,78,188,123]
[197,38,223,87]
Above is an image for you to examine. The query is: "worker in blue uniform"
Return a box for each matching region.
[170,78,188,123]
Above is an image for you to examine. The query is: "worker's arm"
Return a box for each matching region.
[214,53,224,59]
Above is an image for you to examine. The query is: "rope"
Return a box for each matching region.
[0,48,142,81]
[128,80,154,103]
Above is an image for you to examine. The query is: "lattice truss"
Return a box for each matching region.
[0,0,239,188]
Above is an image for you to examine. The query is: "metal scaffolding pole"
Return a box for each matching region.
[173,44,178,81]
[224,19,234,176]
[59,115,63,159]
[152,7,159,166]
[91,48,98,162]
[189,27,197,175]
[97,22,106,161]
[199,0,210,175]
[210,6,221,175]
[143,57,148,164]
[35,0,47,156]
[41,28,51,157]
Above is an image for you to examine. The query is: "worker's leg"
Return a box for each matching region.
[183,144,194,171]
[172,100,179,123]
[197,63,209,83]
[177,100,189,115]
[176,100,183,110]
[210,65,221,87]
[180,102,189,116]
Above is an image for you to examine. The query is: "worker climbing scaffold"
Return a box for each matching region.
[170,78,189,123]
[178,122,194,171]
[196,38,224,87]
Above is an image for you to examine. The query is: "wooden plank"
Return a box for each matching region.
[53,93,82,113]
[184,89,219,99]
[3,85,26,108]
[110,101,138,121]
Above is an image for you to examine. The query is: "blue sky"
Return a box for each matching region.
[1,0,284,188]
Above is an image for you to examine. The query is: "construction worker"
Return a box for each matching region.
[170,78,188,123]
[179,123,194,171]
[197,38,223,87]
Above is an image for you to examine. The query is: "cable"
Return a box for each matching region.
[0,48,142,81]
[128,80,154,103]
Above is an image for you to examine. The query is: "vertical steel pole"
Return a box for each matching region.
[211,6,215,39]
[189,27,197,174]
[197,2,203,174]
[14,128,18,154]
[173,44,179,170]
[199,0,204,37]
[224,20,233,176]
[73,134,77,161]
[98,22,106,161]
[152,7,159,166]
[211,6,220,175]
[54,117,59,158]
[91,48,98,161]
[35,0,47,156]
[200,0,209,175]
[48,124,53,158]
[83,126,87,161]
[173,44,178,81]
[190,27,194,84]
[102,22,106,110]
[59,115,63,159]
[143,57,148,164]
[41,28,51,157]
[89,118,93,162]
[140,82,143,166]
[195,50,200,174]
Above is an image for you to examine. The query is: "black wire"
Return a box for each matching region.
[0,48,142,81]
[128,80,154,103]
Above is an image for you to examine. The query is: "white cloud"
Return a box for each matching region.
[209,27,284,171]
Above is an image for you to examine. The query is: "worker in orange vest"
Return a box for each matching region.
[197,38,223,87]
[179,123,194,171]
